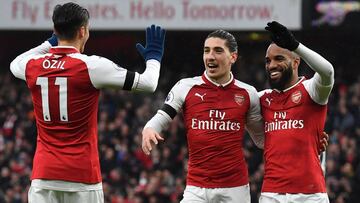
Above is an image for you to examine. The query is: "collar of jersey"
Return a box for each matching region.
[274,76,305,93]
[202,71,234,88]
[50,46,80,54]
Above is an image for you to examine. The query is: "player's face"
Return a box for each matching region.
[265,44,298,90]
[203,37,237,84]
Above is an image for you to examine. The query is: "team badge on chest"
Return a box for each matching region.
[234,94,245,106]
[291,90,302,104]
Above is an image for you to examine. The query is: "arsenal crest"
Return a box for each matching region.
[291,91,302,104]
[234,94,245,106]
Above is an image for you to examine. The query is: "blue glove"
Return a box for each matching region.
[136,25,165,62]
[47,33,58,46]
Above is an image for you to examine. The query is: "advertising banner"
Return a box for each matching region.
[0,0,302,30]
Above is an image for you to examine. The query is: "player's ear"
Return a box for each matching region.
[78,26,86,38]
[230,52,238,64]
[293,56,301,69]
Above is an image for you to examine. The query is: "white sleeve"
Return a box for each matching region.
[163,79,189,112]
[143,79,190,133]
[144,110,173,133]
[245,88,265,149]
[10,41,52,80]
[84,56,160,92]
[132,59,160,92]
[295,43,335,105]
[84,55,128,88]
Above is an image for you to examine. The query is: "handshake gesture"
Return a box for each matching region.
[136,24,166,62]
[265,21,299,51]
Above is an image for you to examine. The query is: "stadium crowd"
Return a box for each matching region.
[0,31,359,203]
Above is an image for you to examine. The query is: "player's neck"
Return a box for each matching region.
[284,76,301,90]
[206,71,232,86]
[58,39,82,52]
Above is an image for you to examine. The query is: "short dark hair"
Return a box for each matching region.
[206,30,238,53]
[52,2,89,40]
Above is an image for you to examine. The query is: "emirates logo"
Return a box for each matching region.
[234,94,245,106]
[291,91,302,104]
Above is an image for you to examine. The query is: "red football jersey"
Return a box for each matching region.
[10,43,135,184]
[163,73,263,188]
[260,77,327,193]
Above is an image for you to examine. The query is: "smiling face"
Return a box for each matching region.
[203,37,237,84]
[265,43,300,90]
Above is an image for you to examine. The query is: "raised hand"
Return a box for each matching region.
[265,21,299,51]
[136,24,166,62]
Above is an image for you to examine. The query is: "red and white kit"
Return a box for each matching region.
[259,43,334,195]
[145,72,264,188]
[10,41,160,190]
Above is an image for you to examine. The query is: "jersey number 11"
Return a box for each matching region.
[36,77,68,122]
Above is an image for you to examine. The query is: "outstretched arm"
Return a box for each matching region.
[86,25,165,92]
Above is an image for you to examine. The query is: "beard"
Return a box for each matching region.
[267,64,293,90]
